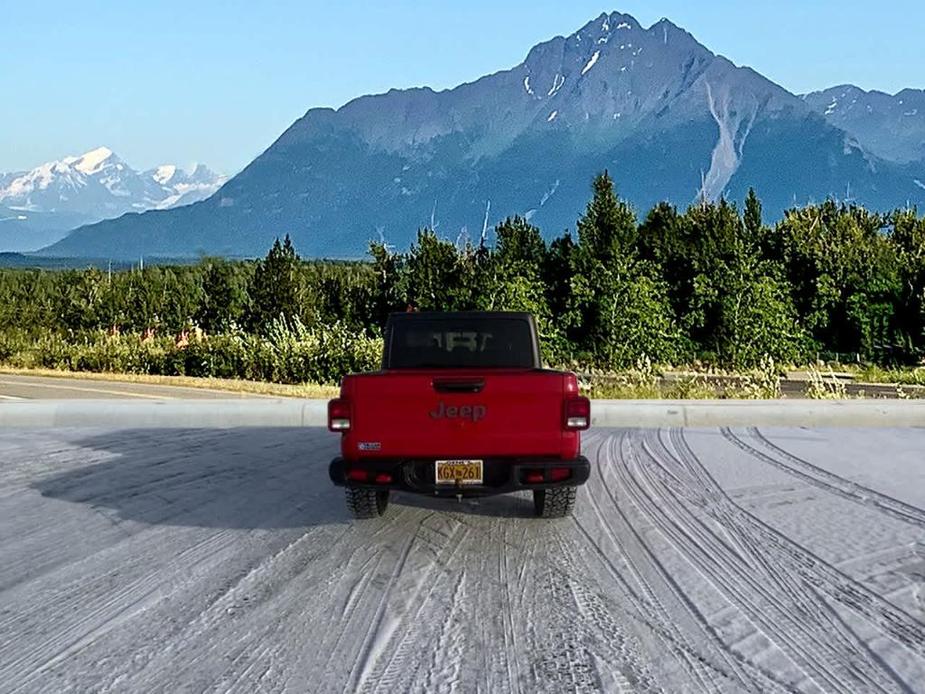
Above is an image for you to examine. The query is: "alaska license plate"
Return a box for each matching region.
[435,460,484,486]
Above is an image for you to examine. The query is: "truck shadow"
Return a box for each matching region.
[31,428,349,530]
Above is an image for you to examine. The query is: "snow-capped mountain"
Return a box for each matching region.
[804,86,925,164]
[0,148,225,252]
[146,163,227,210]
[42,11,925,260]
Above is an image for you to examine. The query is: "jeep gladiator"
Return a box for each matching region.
[328,312,591,518]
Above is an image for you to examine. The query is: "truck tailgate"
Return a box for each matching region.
[346,369,566,459]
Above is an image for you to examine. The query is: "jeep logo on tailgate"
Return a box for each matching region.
[430,401,486,422]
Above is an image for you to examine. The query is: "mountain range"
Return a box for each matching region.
[804,85,925,164]
[0,147,225,252]
[36,11,925,259]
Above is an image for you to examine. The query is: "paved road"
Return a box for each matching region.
[1,426,924,692]
[0,373,265,400]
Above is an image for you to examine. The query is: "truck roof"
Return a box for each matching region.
[387,311,535,321]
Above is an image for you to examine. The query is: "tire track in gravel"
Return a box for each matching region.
[125,508,419,694]
[498,520,525,694]
[422,569,468,694]
[353,514,469,694]
[97,520,351,694]
[507,513,555,694]
[723,427,925,531]
[621,430,905,693]
[0,431,331,595]
[354,511,529,694]
[219,513,426,694]
[3,518,332,694]
[663,429,922,689]
[638,428,920,693]
[439,500,661,693]
[675,429,925,663]
[533,537,606,692]
[2,515,283,693]
[581,441,732,691]
[0,438,322,633]
[590,432,791,694]
[595,433,796,693]
[340,522,419,694]
[465,517,521,694]
[548,529,661,693]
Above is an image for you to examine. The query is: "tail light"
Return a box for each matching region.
[346,468,368,482]
[549,467,572,482]
[564,397,591,431]
[524,468,573,484]
[328,398,351,432]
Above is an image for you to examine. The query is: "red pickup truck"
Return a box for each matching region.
[328,312,591,519]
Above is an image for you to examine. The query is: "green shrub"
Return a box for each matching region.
[32,333,74,370]
[263,317,381,384]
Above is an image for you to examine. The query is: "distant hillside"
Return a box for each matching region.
[0,252,204,270]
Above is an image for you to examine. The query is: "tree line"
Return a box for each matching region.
[1,172,923,382]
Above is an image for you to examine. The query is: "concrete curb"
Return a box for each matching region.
[590,399,925,428]
[1,399,924,429]
[0,399,326,429]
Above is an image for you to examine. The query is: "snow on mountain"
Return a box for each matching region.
[0,148,226,250]
[0,147,227,214]
[67,146,118,175]
[152,164,178,186]
[142,163,227,210]
[804,86,925,164]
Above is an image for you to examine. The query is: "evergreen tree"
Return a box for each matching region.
[494,216,547,272]
[248,235,303,331]
[160,268,202,333]
[576,170,637,264]
[569,173,681,364]
[744,187,763,237]
[543,231,577,327]
[480,217,561,357]
[891,208,925,359]
[368,242,402,327]
[776,202,901,360]
[5,175,925,376]
[398,229,474,311]
[197,258,248,332]
[637,201,688,321]
[53,269,105,333]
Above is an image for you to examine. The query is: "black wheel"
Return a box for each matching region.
[346,489,390,519]
[533,487,577,518]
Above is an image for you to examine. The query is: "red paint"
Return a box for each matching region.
[333,368,587,463]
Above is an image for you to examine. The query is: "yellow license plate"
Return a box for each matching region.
[435,460,483,485]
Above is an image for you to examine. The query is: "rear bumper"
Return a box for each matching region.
[329,456,591,497]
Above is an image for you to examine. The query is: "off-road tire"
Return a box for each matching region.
[346,489,390,519]
[533,487,577,518]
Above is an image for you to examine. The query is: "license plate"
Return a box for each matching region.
[435,460,483,486]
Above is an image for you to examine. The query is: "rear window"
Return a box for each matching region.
[386,317,536,369]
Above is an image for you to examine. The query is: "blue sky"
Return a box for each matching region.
[2,1,923,174]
